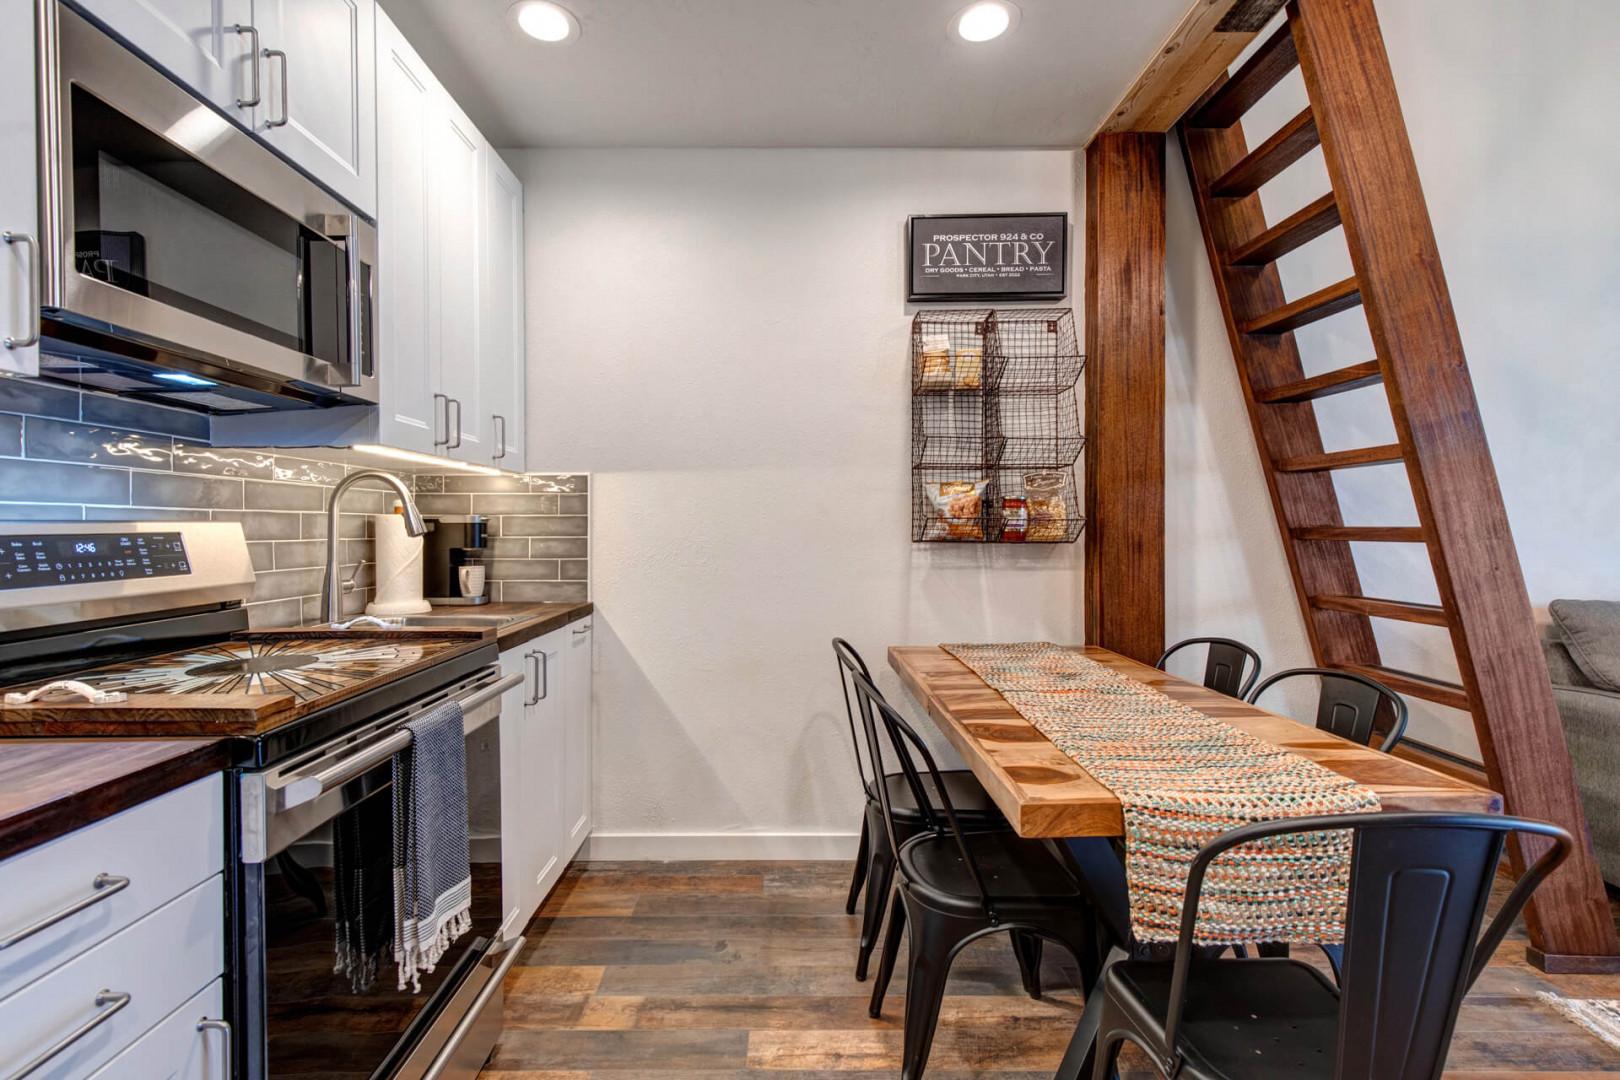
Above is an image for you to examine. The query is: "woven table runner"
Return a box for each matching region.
[942,642,1380,945]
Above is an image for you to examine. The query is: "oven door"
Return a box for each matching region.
[35,3,377,411]
[235,666,524,1080]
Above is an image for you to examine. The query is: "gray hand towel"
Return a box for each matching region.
[392,698,473,992]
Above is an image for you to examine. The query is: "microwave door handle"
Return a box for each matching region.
[340,213,362,388]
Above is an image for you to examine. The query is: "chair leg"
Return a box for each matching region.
[845,815,871,915]
[855,849,892,981]
[868,888,906,1018]
[1011,929,1044,999]
[900,904,977,1080]
[1090,992,1133,1080]
[1257,942,1290,959]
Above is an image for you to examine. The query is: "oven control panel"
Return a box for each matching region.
[1,531,191,590]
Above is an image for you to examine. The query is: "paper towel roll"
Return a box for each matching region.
[367,513,433,616]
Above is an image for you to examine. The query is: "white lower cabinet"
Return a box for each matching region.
[86,979,229,1080]
[0,775,225,1080]
[500,616,592,931]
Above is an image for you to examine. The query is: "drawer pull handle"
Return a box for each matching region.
[0,873,131,950]
[8,989,130,1079]
[196,1018,232,1069]
[573,623,591,634]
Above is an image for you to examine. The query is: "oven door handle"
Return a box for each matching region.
[422,935,526,1080]
[279,671,522,809]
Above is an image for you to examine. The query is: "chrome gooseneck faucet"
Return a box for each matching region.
[320,471,426,624]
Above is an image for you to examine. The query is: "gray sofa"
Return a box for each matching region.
[1545,599,1620,886]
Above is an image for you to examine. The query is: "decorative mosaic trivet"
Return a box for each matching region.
[942,642,1380,945]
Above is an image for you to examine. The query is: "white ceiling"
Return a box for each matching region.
[377,0,1188,149]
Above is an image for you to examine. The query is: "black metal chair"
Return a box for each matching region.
[1156,637,1262,699]
[1090,812,1572,1080]
[832,639,1045,994]
[1248,666,1410,751]
[850,670,1098,1080]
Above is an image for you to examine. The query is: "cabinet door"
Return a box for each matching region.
[0,0,38,376]
[431,96,485,464]
[74,0,256,124]
[526,632,568,906]
[496,647,530,936]
[253,0,376,216]
[479,146,526,471]
[563,619,593,856]
[373,10,439,453]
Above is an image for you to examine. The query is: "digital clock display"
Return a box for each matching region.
[1,532,190,590]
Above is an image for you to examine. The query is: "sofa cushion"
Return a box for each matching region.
[1544,627,1596,689]
[1550,600,1620,693]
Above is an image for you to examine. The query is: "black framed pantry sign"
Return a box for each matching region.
[907,212,1068,303]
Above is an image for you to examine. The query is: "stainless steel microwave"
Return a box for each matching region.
[32,2,378,413]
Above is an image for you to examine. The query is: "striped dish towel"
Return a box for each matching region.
[392,698,474,992]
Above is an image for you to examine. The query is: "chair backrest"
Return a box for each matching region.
[1157,637,1262,699]
[832,638,877,788]
[1160,812,1571,1080]
[1248,667,1409,752]
[848,669,997,919]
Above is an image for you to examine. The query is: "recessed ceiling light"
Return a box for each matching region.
[512,1,578,43]
[952,1,1017,43]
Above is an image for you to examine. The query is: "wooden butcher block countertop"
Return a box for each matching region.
[429,600,594,652]
[0,738,233,862]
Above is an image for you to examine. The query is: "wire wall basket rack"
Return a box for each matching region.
[911,308,1085,543]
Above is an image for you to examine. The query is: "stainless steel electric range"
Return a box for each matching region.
[0,521,525,1080]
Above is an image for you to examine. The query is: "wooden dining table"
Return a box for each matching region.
[888,643,1503,1080]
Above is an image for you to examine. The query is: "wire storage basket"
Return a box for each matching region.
[910,307,1085,543]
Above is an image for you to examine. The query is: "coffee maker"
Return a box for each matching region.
[422,515,489,605]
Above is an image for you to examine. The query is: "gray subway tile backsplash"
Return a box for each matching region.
[0,383,588,625]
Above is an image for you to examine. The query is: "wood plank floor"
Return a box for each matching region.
[482,860,1620,1078]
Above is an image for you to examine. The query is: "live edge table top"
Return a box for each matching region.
[888,645,1502,839]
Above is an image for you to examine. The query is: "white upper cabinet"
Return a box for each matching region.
[430,94,486,464]
[73,0,257,122]
[480,146,526,472]
[252,0,377,216]
[0,0,39,376]
[374,9,439,454]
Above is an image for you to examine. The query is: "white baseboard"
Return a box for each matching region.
[578,831,861,861]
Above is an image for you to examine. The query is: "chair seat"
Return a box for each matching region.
[867,769,1003,824]
[1107,958,1341,1080]
[897,830,1083,916]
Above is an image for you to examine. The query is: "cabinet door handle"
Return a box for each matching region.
[196,1017,232,1068]
[264,48,289,128]
[573,623,591,635]
[449,398,463,449]
[538,651,549,701]
[0,873,129,950]
[228,24,261,108]
[2,232,39,350]
[493,415,506,461]
[524,650,540,706]
[433,393,449,448]
[11,989,130,1078]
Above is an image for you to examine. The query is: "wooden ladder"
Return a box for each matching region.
[1179,0,1619,969]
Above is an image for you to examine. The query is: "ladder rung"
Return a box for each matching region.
[1294,526,1425,542]
[1228,194,1341,266]
[1208,108,1320,198]
[1339,664,1470,711]
[1254,360,1382,403]
[1243,277,1361,334]
[1189,22,1300,130]
[1275,444,1403,472]
[1313,594,1450,626]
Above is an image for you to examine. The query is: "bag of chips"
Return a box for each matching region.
[925,479,987,540]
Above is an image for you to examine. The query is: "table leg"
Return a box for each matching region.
[1054,944,1127,1080]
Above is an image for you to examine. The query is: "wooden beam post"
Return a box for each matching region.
[1084,133,1166,666]
[1292,0,1620,971]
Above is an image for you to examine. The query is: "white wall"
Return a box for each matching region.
[518,149,1082,857]
[1165,0,1620,758]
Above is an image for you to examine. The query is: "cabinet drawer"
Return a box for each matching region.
[86,978,227,1080]
[0,775,223,1002]
[0,875,224,1080]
